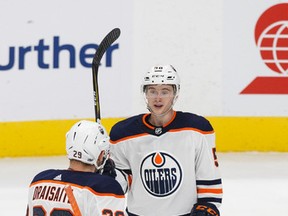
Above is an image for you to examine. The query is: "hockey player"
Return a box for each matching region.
[109,65,223,216]
[26,120,125,216]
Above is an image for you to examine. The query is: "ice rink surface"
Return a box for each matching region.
[1,152,287,216]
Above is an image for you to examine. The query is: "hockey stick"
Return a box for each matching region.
[64,184,82,216]
[92,28,121,123]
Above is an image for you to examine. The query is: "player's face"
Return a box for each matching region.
[145,85,175,115]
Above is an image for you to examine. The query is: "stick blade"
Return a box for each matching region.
[93,28,121,66]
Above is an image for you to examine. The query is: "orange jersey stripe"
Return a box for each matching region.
[110,133,149,144]
[65,185,82,216]
[142,114,154,129]
[142,111,177,129]
[197,188,223,194]
[169,127,214,134]
[127,174,133,188]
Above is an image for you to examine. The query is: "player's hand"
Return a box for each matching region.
[101,158,117,179]
[190,203,220,216]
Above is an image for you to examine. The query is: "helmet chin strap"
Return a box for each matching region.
[95,150,110,173]
[95,156,109,173]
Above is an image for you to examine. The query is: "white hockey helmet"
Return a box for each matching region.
[66,120,109,168]
[141,65,180,96]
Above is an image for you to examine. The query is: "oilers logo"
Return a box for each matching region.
[140,152,182,197]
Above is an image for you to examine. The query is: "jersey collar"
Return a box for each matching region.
[141,111,177,136]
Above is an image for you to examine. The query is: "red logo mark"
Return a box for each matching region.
[241,3,288,94]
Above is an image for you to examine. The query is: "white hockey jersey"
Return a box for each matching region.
[110,111,223,216]
[26,169,126,216]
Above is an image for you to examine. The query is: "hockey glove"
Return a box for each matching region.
[190,203,220,216]
[101,158,117,179]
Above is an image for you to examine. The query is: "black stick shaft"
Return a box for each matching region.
[92,28,121,122]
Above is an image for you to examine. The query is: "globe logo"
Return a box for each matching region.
[241,3,288,94]
[255,3,288,75]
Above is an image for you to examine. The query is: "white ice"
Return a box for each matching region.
[0,153,287,215]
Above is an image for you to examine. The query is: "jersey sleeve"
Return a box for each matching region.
[109,121,132,171]
[110,139,131,170]
[109,121,136,193]
[195,129,223,208]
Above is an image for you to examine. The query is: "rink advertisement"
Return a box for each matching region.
[1,1,288,157]
[221,1,288,151]
[223,1,288,115]
[241,3,288,94]
[0,0,133,156]
[0,1,133,122]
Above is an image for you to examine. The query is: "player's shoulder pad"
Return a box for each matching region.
[109,114,145,142]
[175,111,213,132]
[31,169,124,196]
[31,169,60,183]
